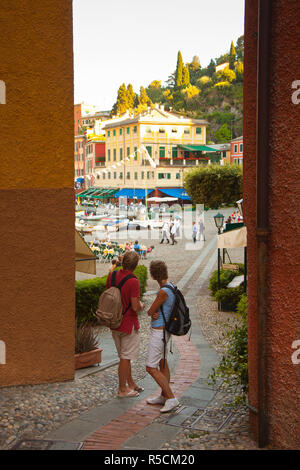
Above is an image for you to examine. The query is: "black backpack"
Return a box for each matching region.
[161,283,191,336]
[161,283,191,366]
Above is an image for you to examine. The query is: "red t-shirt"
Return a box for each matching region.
[106,269,140,334]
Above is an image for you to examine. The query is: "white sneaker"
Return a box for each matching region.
[160,398,179,413]
[147,395,166,405]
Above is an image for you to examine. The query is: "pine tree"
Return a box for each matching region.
[139,86,150,105]
[182,64,190,87]
[112,83,129,116]
[175,51,183,88]
[127,83,136,109]
[229,41,236,70]
[207,59,216,77]
[146,80,164,103]
[135,86,153,114]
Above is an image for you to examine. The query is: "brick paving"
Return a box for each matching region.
[83,335,201,450]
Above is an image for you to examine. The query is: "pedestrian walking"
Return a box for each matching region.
[192,221,198,243]
[160,221,170,244]
[174,218,180,237]
[146,260,179,413]
[106,251,145,397]
[197,220,206,241]
[170,223,177,245]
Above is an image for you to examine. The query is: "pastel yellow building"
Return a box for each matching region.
[98,105,210,190]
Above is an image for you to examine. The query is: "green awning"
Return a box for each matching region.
[77,188,118,199]
[178,145,217,152]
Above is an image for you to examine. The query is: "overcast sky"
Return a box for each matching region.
[73,0,245,110]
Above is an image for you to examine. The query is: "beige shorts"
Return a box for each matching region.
[146,328,170,368]
[112,328,140,361]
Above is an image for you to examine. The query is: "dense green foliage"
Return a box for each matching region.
[184,164,243,209]
[111,36,244,141]
[214,285,245,311]
[75,265,148,324]
[209,265,244,296]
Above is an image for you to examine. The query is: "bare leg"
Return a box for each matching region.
[118,359,134,395]
[159,359,170,397]
[127,362,138,390]
[146,363,175,399]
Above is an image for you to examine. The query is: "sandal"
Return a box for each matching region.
[117,390,140,398]
[134,386,145,393]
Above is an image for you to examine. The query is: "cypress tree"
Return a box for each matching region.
[182,64,190,87]
[229,41,236,70]
[175,51,183,88]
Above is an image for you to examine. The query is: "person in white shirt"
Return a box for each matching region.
[174,218,180,237]
[170,222,177,245]
[160,221,170,244]
[192,222,198,243]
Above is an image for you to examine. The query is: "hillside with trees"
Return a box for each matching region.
[111,36,244,143]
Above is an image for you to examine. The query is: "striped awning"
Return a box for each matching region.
[178,145,217,152]
[77,188,118,199]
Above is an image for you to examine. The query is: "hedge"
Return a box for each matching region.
[209,264,244,296]
[75,265,148,325]
[214,285,244,311]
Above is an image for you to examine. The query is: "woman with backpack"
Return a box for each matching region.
[105,251,145,398]
[145,260,179,413]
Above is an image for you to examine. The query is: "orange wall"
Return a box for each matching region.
[0,0,75,386]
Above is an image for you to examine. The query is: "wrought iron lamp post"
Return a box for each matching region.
[214,212,225,310]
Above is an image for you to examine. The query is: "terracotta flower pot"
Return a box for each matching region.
[75,348,103,370]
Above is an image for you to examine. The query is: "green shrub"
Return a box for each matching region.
[208,294,248,404]
[75,265,148,325]
[184,164,243,209]
[237,294,248,320]
[209,265,244,296]
[214,285,244,311]
[209,270,236,296]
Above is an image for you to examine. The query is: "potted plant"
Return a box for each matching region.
[75,322,102,370]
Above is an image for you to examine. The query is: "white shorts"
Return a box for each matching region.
[146,328,170,368]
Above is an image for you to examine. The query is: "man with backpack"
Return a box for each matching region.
[98,251,144,398]
[145,260,191,413]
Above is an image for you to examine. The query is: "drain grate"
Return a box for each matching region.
[11,439,83,450]
[166,406,233,433]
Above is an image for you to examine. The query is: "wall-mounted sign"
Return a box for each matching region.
[0,81,6,104]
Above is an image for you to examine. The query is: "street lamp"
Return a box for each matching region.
[214,213,225,233]
[214,212,224,311]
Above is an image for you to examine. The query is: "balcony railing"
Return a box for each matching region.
[159,158,171,166]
